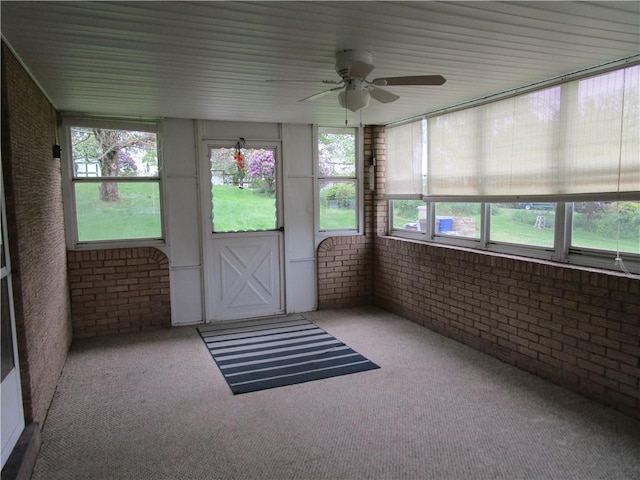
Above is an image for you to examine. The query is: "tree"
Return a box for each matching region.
[71,127,156,202]
[93,129,155,201]
[318,132,355,176]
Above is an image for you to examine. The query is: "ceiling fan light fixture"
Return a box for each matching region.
[338,88,370,112]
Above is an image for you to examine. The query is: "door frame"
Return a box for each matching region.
[1,160,25,469]
[198,138,285,322]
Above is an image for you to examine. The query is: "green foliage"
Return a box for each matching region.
[573,202,639,240]
[320,183,355,208]
[437,202,478,216]
[395,200,424,218]
[511,209,555,226]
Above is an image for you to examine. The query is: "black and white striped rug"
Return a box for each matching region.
[198,314,380,394]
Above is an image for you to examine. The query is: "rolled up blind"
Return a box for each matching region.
[424,65,639,198]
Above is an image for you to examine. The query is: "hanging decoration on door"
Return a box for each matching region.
[234,138,246,189]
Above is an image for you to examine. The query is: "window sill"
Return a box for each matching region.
[380,234,639,278]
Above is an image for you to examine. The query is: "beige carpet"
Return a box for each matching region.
[32,307,640,479]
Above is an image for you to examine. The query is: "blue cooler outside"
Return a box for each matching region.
[436,216,453,233]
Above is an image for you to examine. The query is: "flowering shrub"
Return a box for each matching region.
[247,150,275,194]
[118,150,138,175]
[318,157,330,176]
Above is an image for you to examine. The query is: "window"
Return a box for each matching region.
[391,200,426,232]
[490,203,556,248]
[570,201,639,254]
[317,127,359,232]
[209,146,278,232]
[66,122,162,243]
[392,199,639,272]
[385,62,639,273]
[435,203,481,239]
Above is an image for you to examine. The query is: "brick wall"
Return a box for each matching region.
[67,248,171,338]
[374,235,640,418]
[317,236,372,308]
[1,42,72,425]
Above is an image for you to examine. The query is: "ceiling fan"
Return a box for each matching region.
[283,50,446,112]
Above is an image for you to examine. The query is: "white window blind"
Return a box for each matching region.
[423,64,639,198]
[384,118,424,198]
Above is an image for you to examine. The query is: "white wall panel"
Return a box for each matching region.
[285,260,317,313]
[162,118,197,176]
[284,178,315,260]
[163,118,204,324]
[165,177,200,267]
[283,123,314,177]
[282,123,316,312]
[199,121,280,140]
[170,267,204,325]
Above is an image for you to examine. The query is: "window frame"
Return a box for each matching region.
[314,126,363,236]
[61,117,166,250]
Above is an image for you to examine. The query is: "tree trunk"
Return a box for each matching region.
[100,148,120,202]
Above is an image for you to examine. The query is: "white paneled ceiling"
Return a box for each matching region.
[2,1,639,126]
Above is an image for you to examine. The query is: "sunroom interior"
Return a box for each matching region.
[1,2,639,478]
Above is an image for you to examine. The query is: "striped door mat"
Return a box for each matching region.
[198,314,379,394]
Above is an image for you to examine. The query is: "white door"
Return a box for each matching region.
[203,143,284,321]
[1,164,24,468]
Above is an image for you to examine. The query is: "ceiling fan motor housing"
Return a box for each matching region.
[335,49,373,78]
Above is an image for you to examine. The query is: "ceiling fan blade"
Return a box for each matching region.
[372,75,446,86]
[265,79,342,84]
[298,86,343,102]
[369,87,400,104]
[348,61,375,78]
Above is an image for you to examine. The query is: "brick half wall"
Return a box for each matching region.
[317,236,372,309]
[68,248,171,338]
[374,236,640,418]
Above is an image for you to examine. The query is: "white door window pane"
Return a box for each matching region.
[210,147,277,233]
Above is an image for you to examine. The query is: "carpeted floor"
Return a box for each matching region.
[32,307,640,479]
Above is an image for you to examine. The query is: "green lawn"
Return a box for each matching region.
[77,184,638,254]
[319,204,357,230]
[75,182,162,241]
[490,209,554,247]
[213,185,356,231]
[212,185,276,231]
